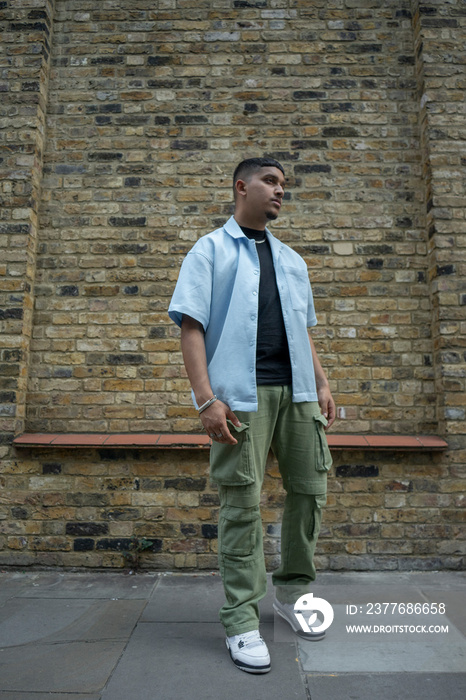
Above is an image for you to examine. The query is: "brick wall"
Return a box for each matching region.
[0,0,464,570]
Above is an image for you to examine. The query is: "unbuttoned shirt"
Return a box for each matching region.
[168,216,318,412]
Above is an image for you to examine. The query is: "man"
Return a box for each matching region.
[168,156,335,674]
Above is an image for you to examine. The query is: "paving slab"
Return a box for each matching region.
[0,695,100,700]
[305,672,466,700]
[293,572,466,675]
[101,622,306,700]
[0,639,128,694]
[1,570,159,599]
[142,572,225,623]
[0,570,463,699]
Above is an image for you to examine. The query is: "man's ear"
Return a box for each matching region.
[235,178,247,198]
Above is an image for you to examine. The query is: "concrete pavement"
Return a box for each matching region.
[0,569,465,699]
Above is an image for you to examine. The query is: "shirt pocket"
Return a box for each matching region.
[283,266,309,313]
[209,421,254,486]
[313,414,333,472]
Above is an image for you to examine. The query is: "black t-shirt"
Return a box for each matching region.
[241,226,292,386]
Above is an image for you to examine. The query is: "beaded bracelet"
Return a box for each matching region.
[198,395,218,414]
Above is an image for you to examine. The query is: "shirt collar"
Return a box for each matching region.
[224,215,282,252]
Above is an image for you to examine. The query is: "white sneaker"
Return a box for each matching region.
[225,629,271,674]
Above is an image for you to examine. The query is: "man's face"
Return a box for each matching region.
[240,167,286,222]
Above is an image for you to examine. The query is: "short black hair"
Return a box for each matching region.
[233,157,285,190]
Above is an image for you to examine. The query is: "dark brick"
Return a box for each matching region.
[123,285,139,295]
[95,116,112,125]
[200,493,220,506]
[109,218,147,228]
[42,463,62,475]
[148,56,173,66]
[90,56,125,65]
[355,244,394,255]
[66,522,109,536]
[0,392,15,403]
[201,524,218,539]
[398,55,415,65]
[164,477,206,491]
[175,115,208,124]
[181,524,198,537]
[74,539,95,551]
[11,507,29,519]
[322,127,359,137]
[334,524,380,537]
[116,115,151,126]
[88,152,123,161]
[335,465,379,478]
[99,104,122,113]
[291,140,328,149]
[124,177,141,187]
[10,22,48,33]
[148,79,183,89]
[321,103,355,113]
[243,103,258,113]
[22,82,40,92]
[0,224,30,235]
[367,259,384,269]
[67,493,109,507]
[171,140,208,150]
[361,80,378,89]
[294,164,331,174]
[293,91,326,100]
[106,354,145,365]
[234,1,267,7]
[436,264,455,276]
[347,44,382,54]
[58,285,79,296]
[28,9,47,19]
[0,308,23,320]
[323,79,357,89]
[148,327,166,338]
[111,244,148,255]
[422,19,458,28]
[396,217,412,228]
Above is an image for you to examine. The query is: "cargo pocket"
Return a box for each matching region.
[313,414,333,472]
[307,493,327,539]
[219,505,258,558]
[210,421,254,486]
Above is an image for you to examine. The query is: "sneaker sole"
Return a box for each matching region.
[273,603,326,641]
[225,639,271,674]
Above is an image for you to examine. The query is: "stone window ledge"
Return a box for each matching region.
[12,433,448,451]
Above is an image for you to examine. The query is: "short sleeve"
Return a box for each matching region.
[168,251,213,331]
[307,277,317,328]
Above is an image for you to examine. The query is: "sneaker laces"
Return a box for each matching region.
[236,630,264,650]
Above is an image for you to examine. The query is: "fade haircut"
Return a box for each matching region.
[233,157,285,196]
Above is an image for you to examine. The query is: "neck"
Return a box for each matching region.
[234,212,268,231]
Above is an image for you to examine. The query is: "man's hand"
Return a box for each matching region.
[200,399,242,445]
[317,384,336,430]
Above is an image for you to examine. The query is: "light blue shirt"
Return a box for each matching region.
[168,216,318,412]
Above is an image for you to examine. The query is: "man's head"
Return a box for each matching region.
[232,157,286,229]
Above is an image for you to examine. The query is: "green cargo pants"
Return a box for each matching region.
[210,385,332,637]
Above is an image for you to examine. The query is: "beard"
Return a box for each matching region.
[266,211,278,221]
